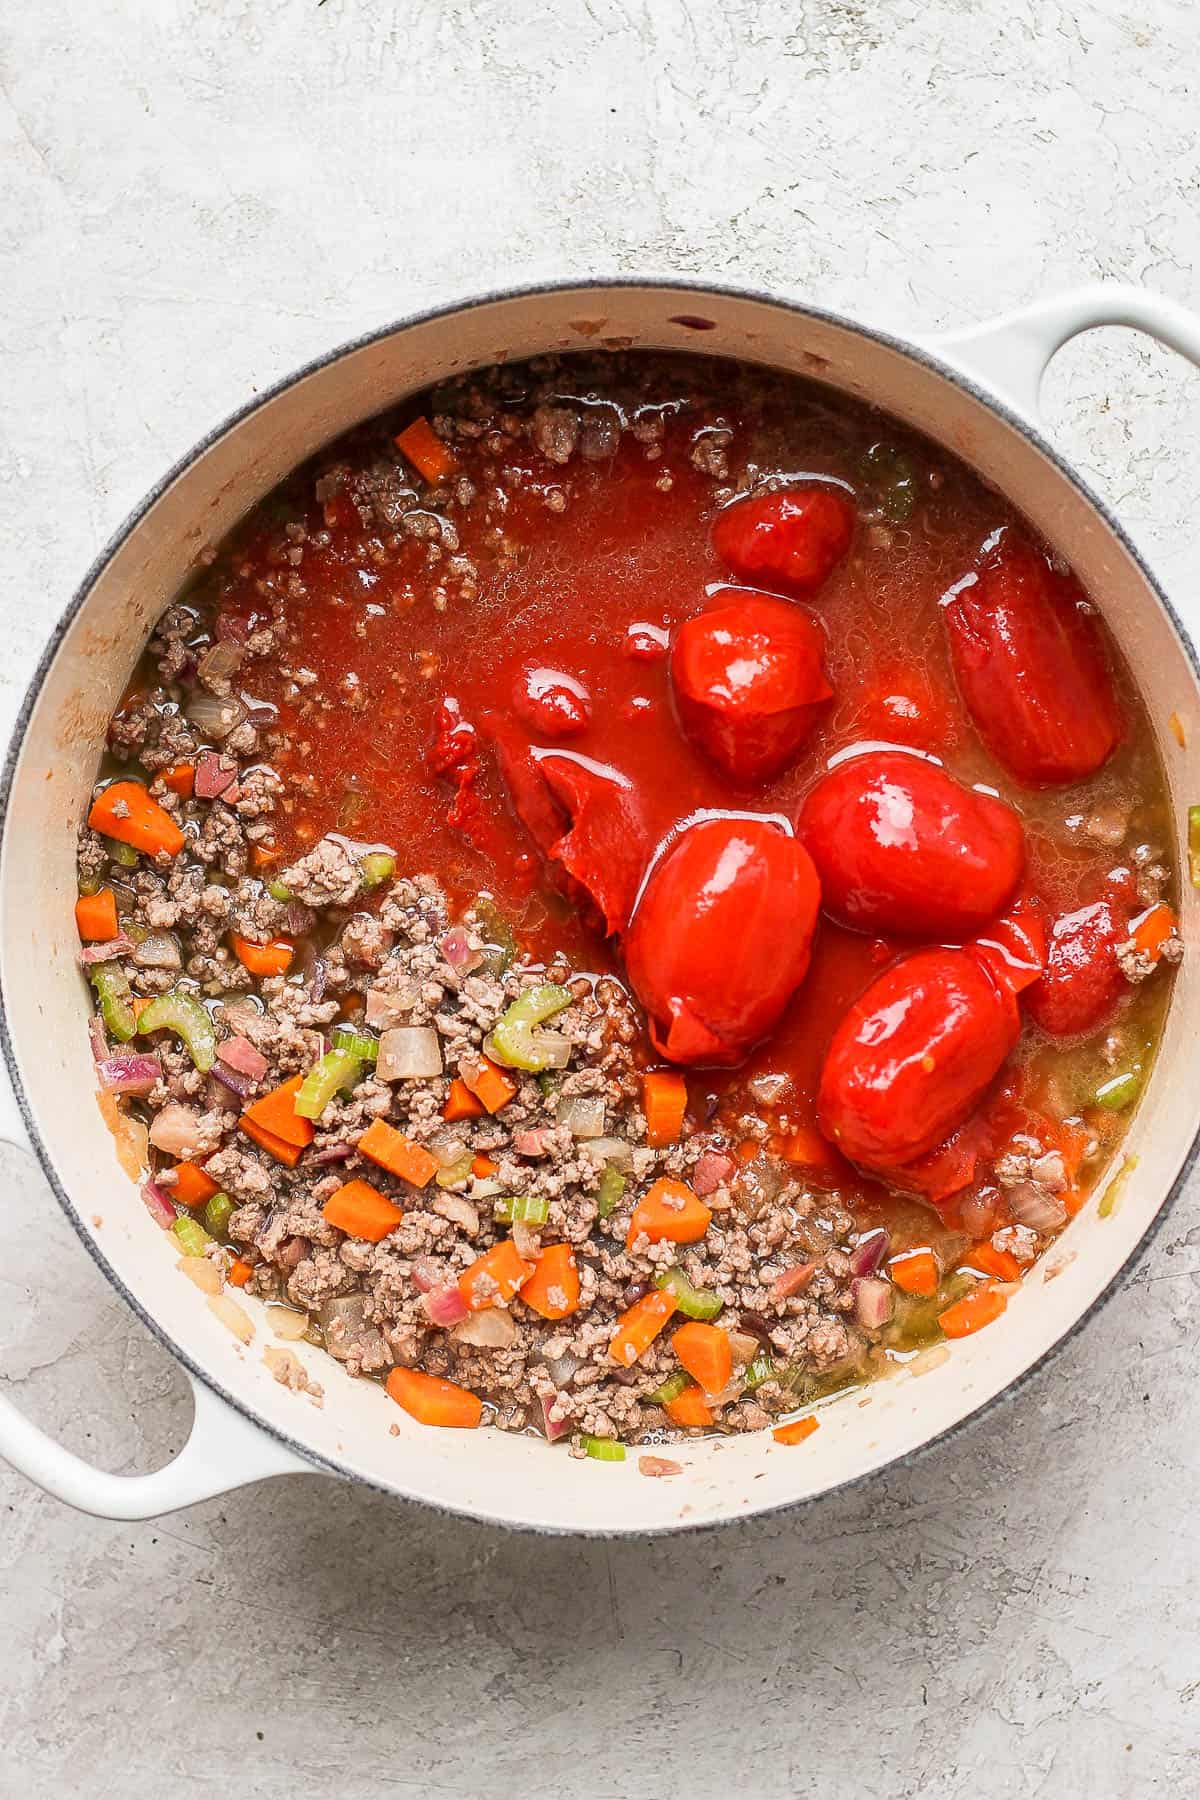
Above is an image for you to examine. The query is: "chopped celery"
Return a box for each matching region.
[485,982,572,1071]
[359,851,396,888]
[860,442,918,523]
[493,1194,550,1224]
[266,878,294,903]
[434,1152,474,1189]
[538,1071,562,1100]
[473,896,516,972]
[104,835,139,869]
[295,1049,362,1120]
[1190,805,1200,889]
[202,1191,234,1237]
[137,987,217,1072]
[743,1352,776,1391]
[88,963,137,1043]
[172,1215,213,1257]
[1094,1065,1143,1111]
[77,873,103,897]
[596,1164,626,1219]
[654,1266,723,1321]
[332,1025,379,1063]
[581,1434,626,1462]
[646,1371,691,1406]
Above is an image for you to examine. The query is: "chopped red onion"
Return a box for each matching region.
[1007,1183,1068,1233]
[217,1035,269,1081]
[848,1228,890,1278]
[79,935,134,966]
[194,749,238,799]
[96,1053,160,1097]
[310,957,328,1004]
[88,1016,109,1063]
[853,1275,895,1330]
[769,1263,816,1303]
[215,611,250,644]
[410,1257,440,1294]
[140,1179,177,1230]
[513,1127,552,1158]
[422,1284,470,1327]
[310,1140,354,1165]
[210,1060,255,1100]
[692,1150,736,1196]
[278,1236,308,1270]
[440,927,484,973]
[540,1392,572,1443]
[282,900,315,936]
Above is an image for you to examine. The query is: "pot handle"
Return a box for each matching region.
[929,283,1200,421]
[0,1075,311,1518]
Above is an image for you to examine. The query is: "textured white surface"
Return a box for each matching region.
[2,3,1200,1794]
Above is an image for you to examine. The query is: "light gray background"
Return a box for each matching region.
[2,3,1199,1795]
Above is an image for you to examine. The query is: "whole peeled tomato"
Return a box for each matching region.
[671,593,833,784]
[817,947,1020,1174]
[712,485,855,597]
[1024,898,1129,1037]
[941,530,1124,785]
[799,751,1025,937]
[624,817,821,1066]
[512,665,592,739]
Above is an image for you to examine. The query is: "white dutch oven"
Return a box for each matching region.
[2,281,1199,1533]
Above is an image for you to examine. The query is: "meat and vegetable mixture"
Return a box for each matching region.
[77,351,1184,1458]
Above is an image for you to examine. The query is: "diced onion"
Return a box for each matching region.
[451,1308,516,1348]
[133,932,183,970]
[1007,1183,1068,1233]
[148,1103,204,1158]
[207,1292,254,1343]
[848,1229,890,1277]
[431,1193,480,1235]
[376,1025,443,1081]
[177,1255,222,1295]
[582,1136,634,1170]
[197,640,244,684]
[529,1031,571,1069]
[267,1305,310,1341]
[186,690,247,741]
[217,1035,270,1081]
[440,927,484,973]
[853,1275,894,1330]
[140,1179,177,1229]
[556,1096,606,1139]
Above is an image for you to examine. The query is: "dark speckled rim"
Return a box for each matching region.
[2,276,1198,1538]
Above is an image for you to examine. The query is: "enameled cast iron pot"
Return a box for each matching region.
[3,280,1199,1533]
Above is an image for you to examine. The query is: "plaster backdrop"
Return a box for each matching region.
[1,3,1198,1795]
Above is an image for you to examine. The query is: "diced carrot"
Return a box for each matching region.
[443,1077,486,1122]
[88,780,185,858]
[962,1242,1021,1283]
[250,844,278,870]
[665,1385,714,1429]
[386,1366,482,1429]
[172,1161,219,1207]
[608,1289,677,1366]
[239,1116,304,1167]
[131,995,154,1023]
[519,1243,580,1320]
[938,1285,1009,1339]
[394,416,457,486]
[626,1177,712,1251]
[357,1120,439,1187]
[323,1177,404,1242]
[643,1069,688,1147]
[228,1257,253,1288]
[459,1238,535,1311]
[771,1123,843,1176]
[230,933,294,977]
[888,1247,939,1297]
[670,1321,733,1396]
[241,1075,314,1150]
[159,763,195,798]
[1130,902,1177,964]
[773,1415,820,1446]
[471,1154,498,1178]
[1061,1184,1087,1218]
[75,887,119,942]
[736,1138,761,1163]
[458,1055,518,1115]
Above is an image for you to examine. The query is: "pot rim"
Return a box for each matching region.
[2,273,1197,1537]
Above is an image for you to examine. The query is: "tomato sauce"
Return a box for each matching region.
[189,352,1176,1242]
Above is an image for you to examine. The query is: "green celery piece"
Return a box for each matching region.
[484,982,573,1072]
[473,896,516,972]
[1189,806,1200,889]
[1094,1065,1143,1112]
[137,987,217,1072]
[104,835,139,869]
[493,1194,550,1224]
[77,873,103,898]
[331,1025,379,1063]
[646,1371,691,1406]
[359,851,396,888]
[743,1352,776,1391]
[295,1049,363,1120]
[654,1266,723,1321]
[581,1435,626,1462]
[860,441,918,523]
[434,1152,475,1189]
[596,1163,626,1219]
[266,878,294,903]
[172,1216,213,1257]
[202,1191,234,1237]
[88,963,137,1043]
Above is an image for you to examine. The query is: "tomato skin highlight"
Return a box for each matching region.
[712,485,855,596]
[799,751,1025,937]
[941,531,1123,786]
[671,592,832,785]
[1024,898,1129,1037]
[624,818,821,1067]
[817,947,1020,1172]
[512,665,592,739]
